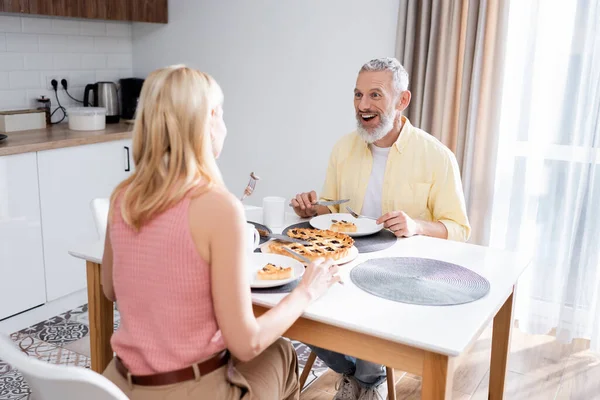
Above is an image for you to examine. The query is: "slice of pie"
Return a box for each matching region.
[330,219,357,233]
[268,228,354,263]
[256,228,270,237]
[257,263,293,280]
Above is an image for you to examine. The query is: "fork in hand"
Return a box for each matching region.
[345,206,378,221]
[240,172,260,201]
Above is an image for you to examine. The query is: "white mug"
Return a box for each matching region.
[263,196,286,227]
[246,223,260,253]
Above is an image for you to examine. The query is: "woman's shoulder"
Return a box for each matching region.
[189,185,245,222]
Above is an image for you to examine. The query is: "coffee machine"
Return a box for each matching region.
[83,81,120,123]
[120,78,145,121]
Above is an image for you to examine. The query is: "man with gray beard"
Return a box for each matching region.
[291,58,470,400]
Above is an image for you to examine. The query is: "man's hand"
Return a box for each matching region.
[291,191,319,218]
[376,211,419,238]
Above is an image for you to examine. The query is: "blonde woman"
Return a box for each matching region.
[100,65,339,399]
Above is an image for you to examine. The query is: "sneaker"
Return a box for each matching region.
[334,375,361,400]
[358,382,388,400]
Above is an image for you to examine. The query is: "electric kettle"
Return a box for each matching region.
[83,81,120,123]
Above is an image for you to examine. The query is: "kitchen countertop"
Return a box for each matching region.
[0,121,133,156]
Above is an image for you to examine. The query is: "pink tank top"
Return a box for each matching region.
[109,194,225,375]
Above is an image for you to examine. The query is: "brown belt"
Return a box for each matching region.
[115,350,229,386]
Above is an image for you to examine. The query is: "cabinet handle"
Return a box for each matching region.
[124,146,131,172]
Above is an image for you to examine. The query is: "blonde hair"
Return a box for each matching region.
[110,64,224,230]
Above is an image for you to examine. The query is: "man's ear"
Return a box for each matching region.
[396,90,411,112]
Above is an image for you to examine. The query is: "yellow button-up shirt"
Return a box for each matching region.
[320,118,471,242]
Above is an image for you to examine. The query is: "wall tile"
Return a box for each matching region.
[81,54,107,69]
[53,54,81,70]
[0,90,26,109]
[39,35,68,53]
[69,71,95,87]
[0,71,8,90]
[24,53,54,70]
[106,22,131,37]
[80,21,106,36]
[0,15,21,33]
[95,69,121,83]
[0,53,24,70]
[52,19,80,35]
[6,33,38,52]
[21,17,53,34]
[107,54,132,69]
[9,71,40,89]
[67,35,94,53]
[94,36,120,53]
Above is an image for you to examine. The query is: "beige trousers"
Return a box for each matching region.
[103,338,300,400]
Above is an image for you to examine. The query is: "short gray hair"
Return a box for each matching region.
[359,57,409,94]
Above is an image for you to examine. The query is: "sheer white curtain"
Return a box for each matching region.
[490,0,600,350]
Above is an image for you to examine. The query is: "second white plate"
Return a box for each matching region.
[248,253,305,289]
[309,213,383,237]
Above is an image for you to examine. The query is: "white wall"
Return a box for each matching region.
[0,13,133,119]
[133,0,399,206]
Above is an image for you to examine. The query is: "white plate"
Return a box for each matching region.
[248,253,305,289]
[309,213,383,237]
[260,242,359,266]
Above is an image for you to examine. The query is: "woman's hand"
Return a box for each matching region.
[296,258,340,301]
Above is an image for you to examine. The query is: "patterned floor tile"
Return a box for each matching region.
[63,337,91,358]
[0,361,13,376]
[15,316,88,348]
[292,340,327,389]
[59,304,88,322]
[292,341,327,372]
[0,371,30,400]
[9,335,89,368]
[66,308,120,332]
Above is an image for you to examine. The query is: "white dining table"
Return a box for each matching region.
[69,206,530,400]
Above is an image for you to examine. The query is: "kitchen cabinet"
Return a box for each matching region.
[37,139,133,302]
[131,0,167,23]
[0,152,47,320]
[50,0,83,18]
[27,0,52,15]
[0,0,28,13]
[7,0,167,23]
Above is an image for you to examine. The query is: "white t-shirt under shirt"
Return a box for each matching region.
[361,144,391,218]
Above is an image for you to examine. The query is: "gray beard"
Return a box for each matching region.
[356,110,397,144]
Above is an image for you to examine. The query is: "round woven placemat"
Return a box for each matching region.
[350,257,490,306]
[282,222,396,253]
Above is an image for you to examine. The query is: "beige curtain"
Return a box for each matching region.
[396,0,509,245]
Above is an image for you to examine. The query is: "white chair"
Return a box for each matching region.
[91,198,110,239]
[0,334,128,400]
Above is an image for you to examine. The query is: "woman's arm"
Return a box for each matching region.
[101,223,116,302]
[190,188,336,362]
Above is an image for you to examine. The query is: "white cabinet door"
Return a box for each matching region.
[38,139,133,301]
[0,153,46,320]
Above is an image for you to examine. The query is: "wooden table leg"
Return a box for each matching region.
[299,351,317,390]
[421,352,453,399]
[386,367,397,400]
[489,289,515,399]
[86,261,114,373]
